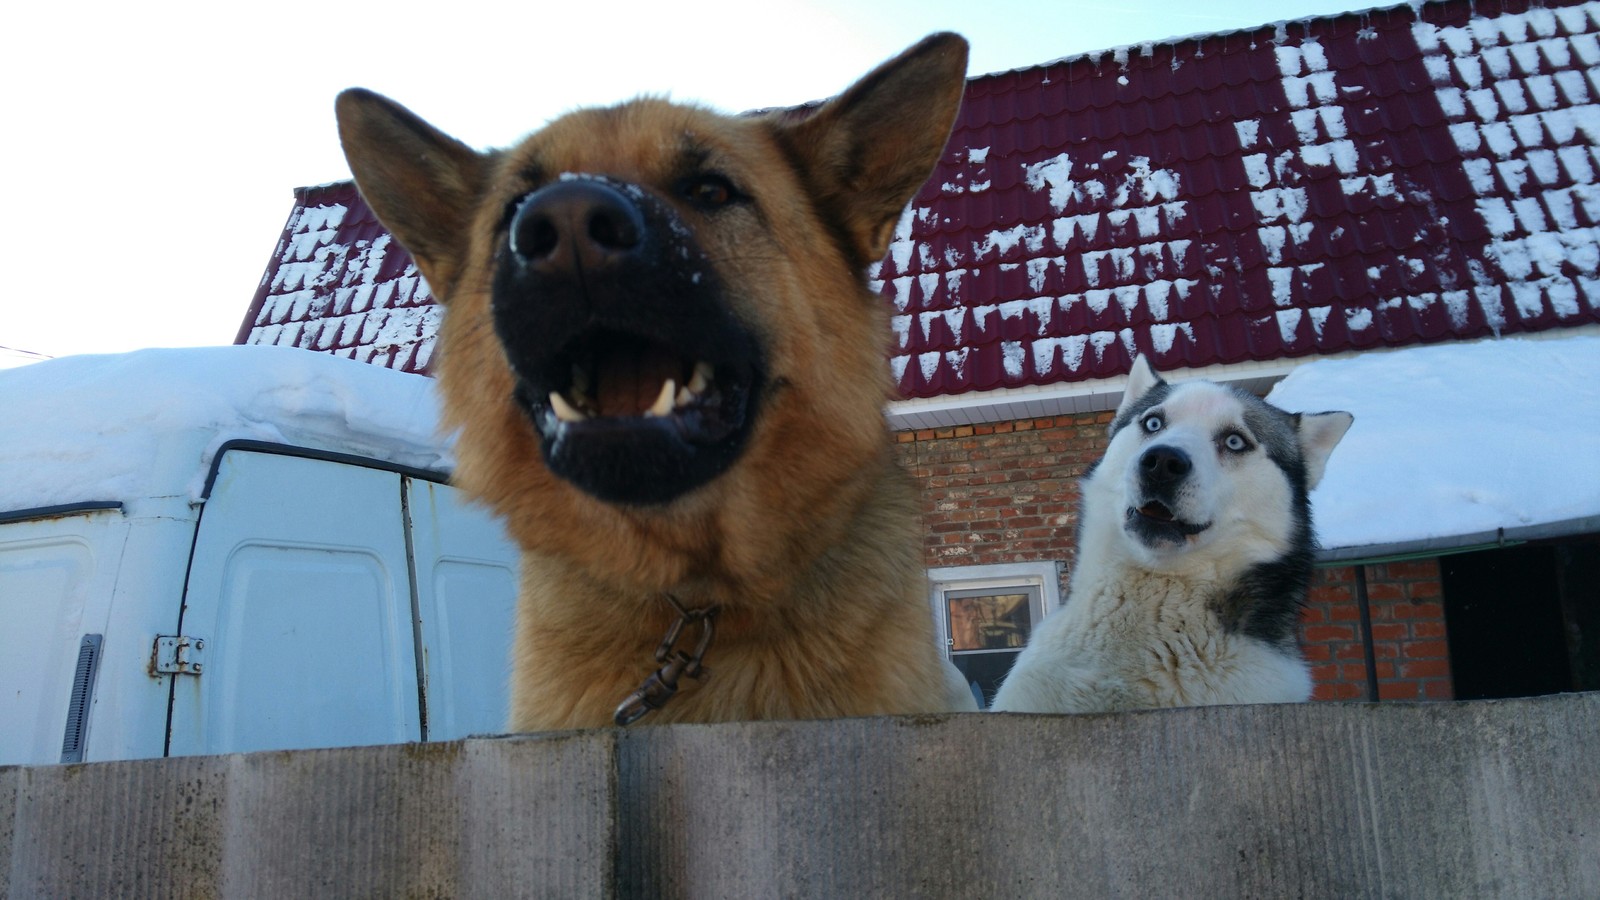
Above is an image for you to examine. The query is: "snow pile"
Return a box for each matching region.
[0,345,453,512]
[1266,334,1600,552]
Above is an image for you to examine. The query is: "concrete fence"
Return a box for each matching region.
[3,694,1597,898]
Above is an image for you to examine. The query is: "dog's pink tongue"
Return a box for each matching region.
[595,345,680,417]
[1139,502,1175,522]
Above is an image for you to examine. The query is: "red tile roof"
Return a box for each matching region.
[239,183,438,374]
[240,0,1600,396]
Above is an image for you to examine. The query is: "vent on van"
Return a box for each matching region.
[60,633,104,763]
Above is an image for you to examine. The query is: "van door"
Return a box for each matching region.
[167,451,421,756]
[404,478,519,740]
[0,510,126,765]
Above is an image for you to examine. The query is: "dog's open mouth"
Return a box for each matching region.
[513,328,763,505]
[538,332,751,441]
[1127,501,1210,546]
[1136,501,1177,523]
[489,175,767,506]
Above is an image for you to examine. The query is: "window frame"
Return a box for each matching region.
[928,562,1063,707]
[928,562,1063,649]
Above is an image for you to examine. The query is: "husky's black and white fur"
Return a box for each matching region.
[991,357,1353,713]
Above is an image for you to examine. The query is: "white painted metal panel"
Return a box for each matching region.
[0,518,121,765]
[0,503,210,765]
[169,452,420,756]
[406,479,519,740]
[82,505,206,762]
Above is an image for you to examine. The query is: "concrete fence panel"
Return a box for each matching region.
[3,694,1597,898]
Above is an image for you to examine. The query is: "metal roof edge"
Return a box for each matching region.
[200,440,453,501]
[279,0,1557,189]
[282,0,1475,178]
[884,355,1340,430]
[0,502,125,527]
[886,328,1600,430]
[296,179,360,198]
[1316,514,1600,565]
[971,0,1488,82]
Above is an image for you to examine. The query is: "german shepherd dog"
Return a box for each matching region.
[336,35,975,730]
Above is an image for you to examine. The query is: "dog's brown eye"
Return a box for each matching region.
[682,174,738,209]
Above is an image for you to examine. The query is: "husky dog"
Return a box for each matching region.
[991,357,1352,713]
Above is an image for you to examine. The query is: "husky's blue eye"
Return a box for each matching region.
[1142,414,1163,433]
[1223,433,1250,452]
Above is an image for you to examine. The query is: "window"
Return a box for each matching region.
[929,562,1061,709]
[1441,538,1599,700]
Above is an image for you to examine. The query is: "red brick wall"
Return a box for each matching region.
[894,413,1111,599]
[894,414,1455,702]
[1303,561,1454,701]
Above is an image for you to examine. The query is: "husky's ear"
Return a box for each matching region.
[775,33,968,268]
[1296,411,1354,489]
[1112,355,1165,431]
[335,88,491,302]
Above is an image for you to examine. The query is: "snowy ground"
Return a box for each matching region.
[0,345,450,512]
[1266,333,1600,554]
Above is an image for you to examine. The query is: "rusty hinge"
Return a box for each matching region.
[152,635,206,676]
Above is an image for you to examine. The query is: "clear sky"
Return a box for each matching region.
[2,0,1369,364]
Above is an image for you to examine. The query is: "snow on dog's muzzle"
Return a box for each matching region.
[492,176,765,505]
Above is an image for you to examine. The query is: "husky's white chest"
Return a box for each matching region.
[991,568,1312,713]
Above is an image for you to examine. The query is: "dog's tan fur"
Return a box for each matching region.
[337,35,972,729]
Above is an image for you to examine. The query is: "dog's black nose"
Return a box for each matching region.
[508,180,646,272]
[1139,446,1191,485]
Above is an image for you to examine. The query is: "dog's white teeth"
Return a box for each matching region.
[676,385,694,407]
[550,391,588,423]
[646,379,676,417]
[689,362,713,395]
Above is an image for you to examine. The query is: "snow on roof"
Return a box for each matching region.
[1265,332,1600,554]
[240,0,1600,400]
[883,0,1600,396]
[10,333,1590,561]
[0,345,451,513]
[239,184,438,374]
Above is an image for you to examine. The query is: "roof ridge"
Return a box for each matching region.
[969,0,1571,80]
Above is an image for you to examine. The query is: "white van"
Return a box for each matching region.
[0,346,519,765]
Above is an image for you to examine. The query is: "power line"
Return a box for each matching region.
[0,343,54,361]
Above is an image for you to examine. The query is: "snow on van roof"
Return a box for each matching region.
[7,336,1595,556]
[0,345,452,512]
[1266,333,1600,555]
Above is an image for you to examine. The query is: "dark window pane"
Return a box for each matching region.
[951,650,1021,709]
[1442,545,1570,700]
[947,593,1032,651]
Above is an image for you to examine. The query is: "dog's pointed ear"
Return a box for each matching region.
[775,33,968,267]
[335,88,492,301]
[1297,411,1354,489]
[1112,355,1165,431]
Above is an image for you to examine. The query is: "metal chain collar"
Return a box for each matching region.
[613,595,721,726]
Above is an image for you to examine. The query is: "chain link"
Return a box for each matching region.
[613,596,721,726]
